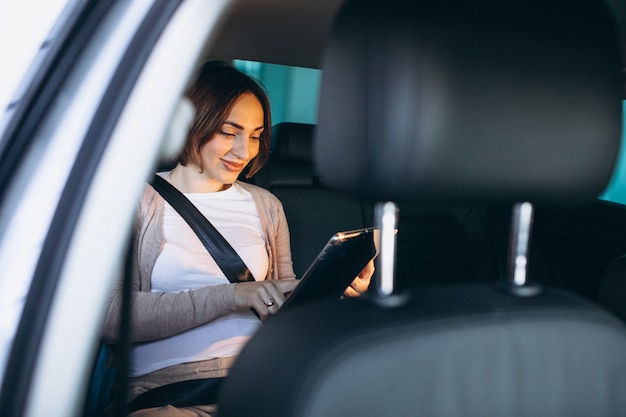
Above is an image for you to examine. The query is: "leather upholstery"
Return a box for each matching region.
[599,254,626,321]
[220,285,626,417]
[314,0,623,204]
[255,123,319,187]
[258,123,501,286]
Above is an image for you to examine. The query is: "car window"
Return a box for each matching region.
[600,101,626,205]
[234,59,321,125]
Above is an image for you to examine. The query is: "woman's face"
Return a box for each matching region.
[198,92,264,187]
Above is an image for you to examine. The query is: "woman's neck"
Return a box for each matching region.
[168,164,231,193]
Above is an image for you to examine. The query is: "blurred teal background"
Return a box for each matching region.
[600,102,626,205]
[235,60,321,126]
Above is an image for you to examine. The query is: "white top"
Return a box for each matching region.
[130,183,267,377]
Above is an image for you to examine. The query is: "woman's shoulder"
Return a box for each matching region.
[140,182,160,206]
[237,181,281,205]
[136,181,165,223]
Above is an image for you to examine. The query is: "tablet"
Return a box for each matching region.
[280,227,377,312]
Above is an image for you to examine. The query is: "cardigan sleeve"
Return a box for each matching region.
[273,199,296,280]
[102,274,238,343]
[103,282,238,343]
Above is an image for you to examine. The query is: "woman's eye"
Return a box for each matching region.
[251,135,261,141]
[219,130,236,137]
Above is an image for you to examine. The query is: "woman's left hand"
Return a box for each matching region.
[343,259,375,297]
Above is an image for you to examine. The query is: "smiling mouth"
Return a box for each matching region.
[221,159,244,172]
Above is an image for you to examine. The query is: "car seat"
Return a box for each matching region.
[598,254,626,321]
[259,122,502,287]
[218,0,626,415]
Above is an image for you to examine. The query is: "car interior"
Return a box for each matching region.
[1,0,626,416]
[72,0,626,414]
[216,0,626,415]
[215,0,626,314]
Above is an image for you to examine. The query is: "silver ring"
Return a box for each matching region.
[264,298,275,307]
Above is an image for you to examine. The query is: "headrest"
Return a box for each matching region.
[271,123,315,163]
[255,123,317,187]
[314,0,623,204]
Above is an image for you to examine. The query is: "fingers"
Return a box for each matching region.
[344,260,375,298]
[234,279,300,321]
[254,283,284,319]
[275,278,300,294]
[248,290,276,321]
[343,285,361,298]
[343,277,368,297]
[359,260,375,280]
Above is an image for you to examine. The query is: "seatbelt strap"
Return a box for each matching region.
[151,173,260,322]
[126,377,224,413]
[151,174,254,283]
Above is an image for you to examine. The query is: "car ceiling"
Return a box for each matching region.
[211,0,626,93]
[208,0,346,69]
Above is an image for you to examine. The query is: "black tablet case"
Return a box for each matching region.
[280,227,376,312]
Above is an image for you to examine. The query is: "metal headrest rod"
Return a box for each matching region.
[505,202,541,296]
[371,201,410,307]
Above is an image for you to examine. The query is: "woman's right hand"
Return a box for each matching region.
[234,279,300,321]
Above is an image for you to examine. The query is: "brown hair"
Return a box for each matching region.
[178,60,271,178]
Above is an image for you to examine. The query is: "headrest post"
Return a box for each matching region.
[374,202,398,297]
[505,202,541,296]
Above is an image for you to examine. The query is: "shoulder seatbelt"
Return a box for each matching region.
[151,174,254,283]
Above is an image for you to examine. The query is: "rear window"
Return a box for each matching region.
[234,59,321,125]
[600,101,626,205]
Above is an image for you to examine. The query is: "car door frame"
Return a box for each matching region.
[0,0,233,416]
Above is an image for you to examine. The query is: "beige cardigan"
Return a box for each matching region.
[102,181,295,344]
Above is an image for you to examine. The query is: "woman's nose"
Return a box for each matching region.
[231,135,251,160]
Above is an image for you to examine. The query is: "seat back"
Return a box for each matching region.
[599,254,626,321]
[220,285,626,417]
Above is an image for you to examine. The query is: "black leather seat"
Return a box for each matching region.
[259,123,501,286]
[598,254,626,322]
[221,285,626,417]
[219,1,626,414]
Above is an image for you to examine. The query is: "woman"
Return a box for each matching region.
[102,61,372,416]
